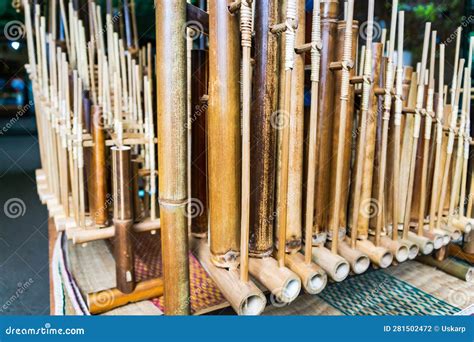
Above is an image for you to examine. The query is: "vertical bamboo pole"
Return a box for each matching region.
[155,0,190,315]
[429,44,445,231]
[304,0,322,263]
[208,0,241,268]
[277,0,297,267]
[330,0,354,253]
[312,0,339,242]
[240,0,253,283]
[91,105,108,226]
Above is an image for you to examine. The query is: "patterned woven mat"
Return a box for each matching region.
[133,234,227,315]
[317,269,461,315]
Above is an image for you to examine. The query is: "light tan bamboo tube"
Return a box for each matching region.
[327,20,358,234]
[429,44,445,231]
[88,278,164,315]
[398,239,420,260]
[249,256,301,303]
[421,230,444,250]
[70,219,161,244]
[111,146,135,294]
[312,0,338,240]
[352,43,383,239]
[327,240,370,274]
[406,231,434,255]
[284,0,305,253]
[356,239,393,269]
[311,246,349,282]
[285,253,327,294]
[377,236,409,263]
[156,0,190,315]
[207,0,241,268]
[193,239,266,315]
[463,231,474,254]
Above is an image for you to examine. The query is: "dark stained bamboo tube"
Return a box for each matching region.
[208,0,241,268]
[111,145,135,294]
[190,49,209,238]
[417,255,473,282]
[328,19,358,237]
[156,0,190,315]
[249,0,279,257]
[312,0,338,242]
[90,105,108,227]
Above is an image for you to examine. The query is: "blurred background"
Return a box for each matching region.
[0,0,472,315]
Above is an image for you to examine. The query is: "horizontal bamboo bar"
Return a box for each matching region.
[87,278,164,315]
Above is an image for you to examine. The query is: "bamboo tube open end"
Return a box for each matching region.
[395,245,409,263]
[400,239,420,260]
[284,253,327,294]
[239,294,267,316]
[331,240,370,274]
[355,239,393,268]
[311,246,350,282]
[407,232,434,255]
[249,256,301,303]
[432,229,451,246]
[450,217,472,234]
[353,255,371,274]
[465,268,473,282]
[379,236,409,263]
[432,235,444,250]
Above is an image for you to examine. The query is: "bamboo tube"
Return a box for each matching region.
[88,278,164,315]
[327,240,370,274]
[417,256,473,282]
[429,44,445,231]
[311,246,349,282]
[111,145,135,294]
[416,31,437,237]
[377,235,409,263]
[352,43,383,241]
[312,0,339,241]
[207,0,241,268]
[156,0,190,315]
[90,105,108,227]
[448,243,474,264]
[304,0,322,262]
[403,23,431,246]
[193,239,266,315]
[190,50,209,238]
[283,0,305,253]
[249,0,279,257]
[249,256,301,303]
[328,19,358,238]
[436,59,465,234]
[329,0,354,253]
[284,253,327,294]
[239,0,253,283]
[373,0,398,246]
[356,239,393,268]
[276,0,297,266]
